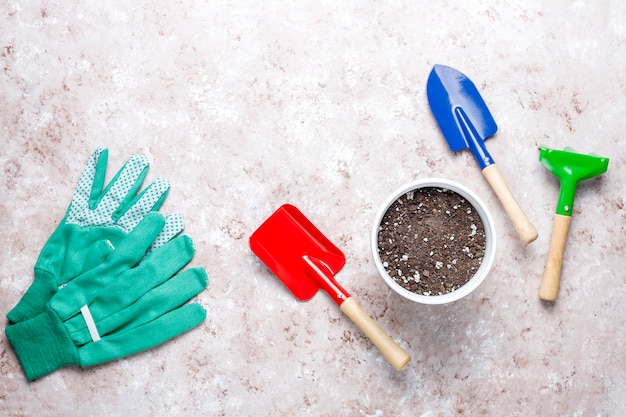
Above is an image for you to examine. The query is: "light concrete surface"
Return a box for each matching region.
[1,1,625,416]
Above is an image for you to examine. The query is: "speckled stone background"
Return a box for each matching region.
[1,1,625,416]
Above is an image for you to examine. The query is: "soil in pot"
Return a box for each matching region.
[376,187,487,296]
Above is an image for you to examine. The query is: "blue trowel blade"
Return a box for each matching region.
[426,64,498,152]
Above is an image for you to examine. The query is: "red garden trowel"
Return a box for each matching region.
[427,64,538,244]
[250,204,411,370]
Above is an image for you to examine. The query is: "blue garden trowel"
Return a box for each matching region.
[427,64,538,244]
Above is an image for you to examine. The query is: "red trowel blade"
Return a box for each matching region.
[249,204,346,301]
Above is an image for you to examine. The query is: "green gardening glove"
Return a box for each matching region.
[7,148,184,323]
[5,212,208,381]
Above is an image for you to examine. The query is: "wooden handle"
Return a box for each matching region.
[540,214,572,301]
[482,164,538,244]
[339,297,411,370]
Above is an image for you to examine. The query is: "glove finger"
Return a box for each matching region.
[94,154,149,220]
[50,212,167,320]
[66,147,108,224]
[90,148,109,203]
[147,213,185,253]
[116,177,171,232]
[79,303,206,367]
[67,268,208,345]
[86,235,196,320]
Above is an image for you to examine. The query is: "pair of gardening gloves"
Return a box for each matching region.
[5,148,208,381]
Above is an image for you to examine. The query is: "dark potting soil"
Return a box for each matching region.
[377,187,486,296]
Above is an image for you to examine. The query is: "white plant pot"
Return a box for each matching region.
[371,178,496,305]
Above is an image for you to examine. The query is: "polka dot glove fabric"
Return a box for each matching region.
[7,148,184,323]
